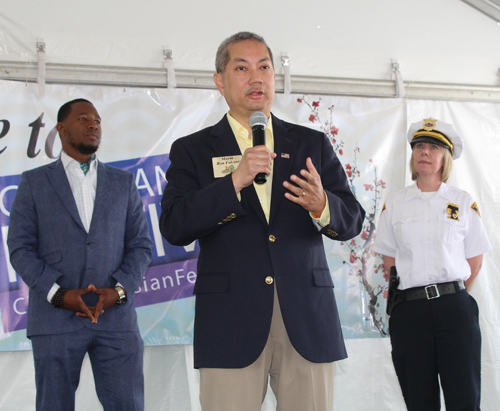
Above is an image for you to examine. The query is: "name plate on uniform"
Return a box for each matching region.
[212,155,242,178]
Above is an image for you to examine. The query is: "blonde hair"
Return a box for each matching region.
[410,146,453,183]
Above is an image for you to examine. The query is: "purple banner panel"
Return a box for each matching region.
[0,286,29,333]
[134,258,197,308]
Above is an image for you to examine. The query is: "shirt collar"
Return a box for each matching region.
[60,150,98,171]
[404,181,452,202]
[226,113,274,145]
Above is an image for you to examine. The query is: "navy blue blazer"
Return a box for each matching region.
[160,115,365,368]
[8,160,152,337]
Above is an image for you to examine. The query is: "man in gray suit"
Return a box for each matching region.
[7,99,152,411]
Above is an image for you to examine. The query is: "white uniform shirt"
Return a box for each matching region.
[373,182,492,290]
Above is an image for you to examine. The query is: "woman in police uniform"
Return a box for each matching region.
[373,118,492,411]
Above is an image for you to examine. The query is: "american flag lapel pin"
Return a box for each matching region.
[281,153,290,159]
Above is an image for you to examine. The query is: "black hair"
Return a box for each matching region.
[215,32,274,74]
[57,98,93,122]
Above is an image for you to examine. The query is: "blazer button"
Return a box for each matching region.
[86,241,91,245]
[265,276,274,285]
[269,235,276,242]
[230,213,236,218]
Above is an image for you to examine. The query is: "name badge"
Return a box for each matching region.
[212,155,242,178]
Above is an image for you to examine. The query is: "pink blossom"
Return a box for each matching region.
[297,98,302,103]
[383,289,388,299]
[312,101,320,108]
[364,184,374,191]
[309,114,316,123]
[361,230,369,240]
[339,149,343,155]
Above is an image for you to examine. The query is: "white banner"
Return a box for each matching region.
[1,81,499,410]
[0,81,407,350]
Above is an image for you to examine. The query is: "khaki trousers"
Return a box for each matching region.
[199,286,334,411]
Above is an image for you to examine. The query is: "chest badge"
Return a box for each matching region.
[212,155,242,178]
[446,203,460,221]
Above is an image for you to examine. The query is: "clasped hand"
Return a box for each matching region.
[62,284,120,324]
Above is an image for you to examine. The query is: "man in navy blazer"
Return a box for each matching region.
[160,32,365,411]
[8,99,152,411]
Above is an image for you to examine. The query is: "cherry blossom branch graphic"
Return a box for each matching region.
[297,96,389,336]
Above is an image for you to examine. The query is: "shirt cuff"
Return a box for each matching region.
[47,283,60,303]
[310,194,331,230]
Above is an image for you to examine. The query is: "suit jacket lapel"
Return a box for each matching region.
[46,159,85,230]
[269,115,297,226]
[210,116,268,225]
[89,161,112,234]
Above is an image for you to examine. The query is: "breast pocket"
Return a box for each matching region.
[392,216,422,246]
[438,213,466,244]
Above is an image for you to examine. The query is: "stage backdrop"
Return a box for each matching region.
[0,80,407,350]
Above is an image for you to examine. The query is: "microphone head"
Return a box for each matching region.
[249,112,268,129]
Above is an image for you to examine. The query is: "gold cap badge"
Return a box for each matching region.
[423,118,437,131]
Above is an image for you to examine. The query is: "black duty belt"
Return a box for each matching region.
[401,280,466,301]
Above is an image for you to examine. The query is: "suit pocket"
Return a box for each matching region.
[194,272,229,294]
[312,268,334,287]
[42,250,62,265]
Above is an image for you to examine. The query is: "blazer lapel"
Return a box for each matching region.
[269,115,298,226]
[210,116,268,225]
[46,159,85,230]
[88,161,112,234]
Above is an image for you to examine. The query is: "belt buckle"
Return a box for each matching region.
[425,284,440,299]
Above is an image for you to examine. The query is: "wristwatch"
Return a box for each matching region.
[115,286,127,305]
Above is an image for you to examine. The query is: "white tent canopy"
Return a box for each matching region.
[1,0,500,100]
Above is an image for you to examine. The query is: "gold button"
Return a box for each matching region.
[269,235,276,242]
[230,213,236,218]
[265,276,274,285]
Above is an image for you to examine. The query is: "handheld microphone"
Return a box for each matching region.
[249,111,268,185]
